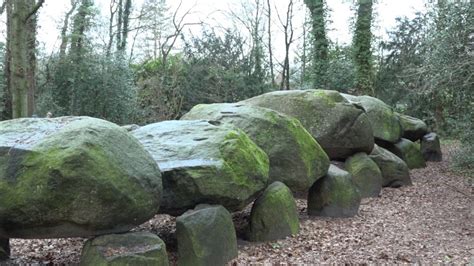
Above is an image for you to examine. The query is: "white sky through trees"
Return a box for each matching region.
[11,0,426,59]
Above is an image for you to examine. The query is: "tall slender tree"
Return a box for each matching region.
[266,0,275,87]
[3,0,45,118]
[276,0,294,90]
[352,0,374,95]
[304,0,329,89]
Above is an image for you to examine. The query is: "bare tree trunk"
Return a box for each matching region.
[106,0,117,57]
[120,0,132,51]
[301,11,307,85]
[277,0,294,90]
[116,0,123,51]
[1,0,12,120]
[8,0,44,118]
[266,0,275,87]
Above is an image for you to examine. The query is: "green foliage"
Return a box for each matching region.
[452,124,474,178]
[133,28,271,124]
[352,0,374,95]
[376,2,473,134]
[182,29,270,107]
[37,53,136,124]
[326,44,356,92]
[133,55,186,124]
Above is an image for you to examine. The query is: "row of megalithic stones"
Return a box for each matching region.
[0,90,442,265]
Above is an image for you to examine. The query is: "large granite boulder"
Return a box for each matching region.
[132,120,269,215]
[80,232,169,266]
[247,182,299,242]
[421,133,442,161]
[397,114,428,141]
[0,117,162,238]
[176,205,238,266]
[388,138,426,169]
[369,145,412,188]
[344,153,383,198]
[343,94,402,144]
[242,90,374,159]
[307,165,361,217]
[181,103,330,192]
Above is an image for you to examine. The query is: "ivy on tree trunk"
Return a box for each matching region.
[353,0,374,96]
[304,0,329,89]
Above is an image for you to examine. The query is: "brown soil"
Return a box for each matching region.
[6,144,473,265]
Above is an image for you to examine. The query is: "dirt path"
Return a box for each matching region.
[7,144,474,264]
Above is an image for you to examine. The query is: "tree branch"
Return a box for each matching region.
[0,0,6,15]
[25,0,45,22]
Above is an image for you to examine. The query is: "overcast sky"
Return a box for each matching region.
[30,0,427,58]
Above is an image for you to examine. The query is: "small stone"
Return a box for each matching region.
[80,232,168,266]
[421,133,442,161]
[176,205,238,266]
[398,114,428,141]
[247,182,299,242]
[307,165,361,217]
[345,153,383,198]
[388,138,426,169]
[369,145,412,187]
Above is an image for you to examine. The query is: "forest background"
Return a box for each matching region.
[0,0,472,174]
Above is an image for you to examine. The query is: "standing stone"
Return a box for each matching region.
[181,103,330,192]
[242,90,374,159]
[369,145,412,188]
[421,133,442,161]
[344,153,383,198]
[0,117,162,238]
[307,165,361,217]
[80,232,169,266]
[247,182,299,242]
[132,120,269,215]
[176,205,238,266]
[388,138,426,169]
[0,238,9,261]
[397,114,428,141]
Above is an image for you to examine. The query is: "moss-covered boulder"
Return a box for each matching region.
[0,117,162,238]
[307,165,361,217]
[343,94,402,144]
[397,114,428,141]
[421,133,442,162]
[80,232,168,266]
[369,145,412,187]
[247,182,299,242]
[241,90,374,159]
[388,138,426,169]
[176,205,238,266]
[344,153,383,198]
[132,120,269,215]
[181,103,330,192]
